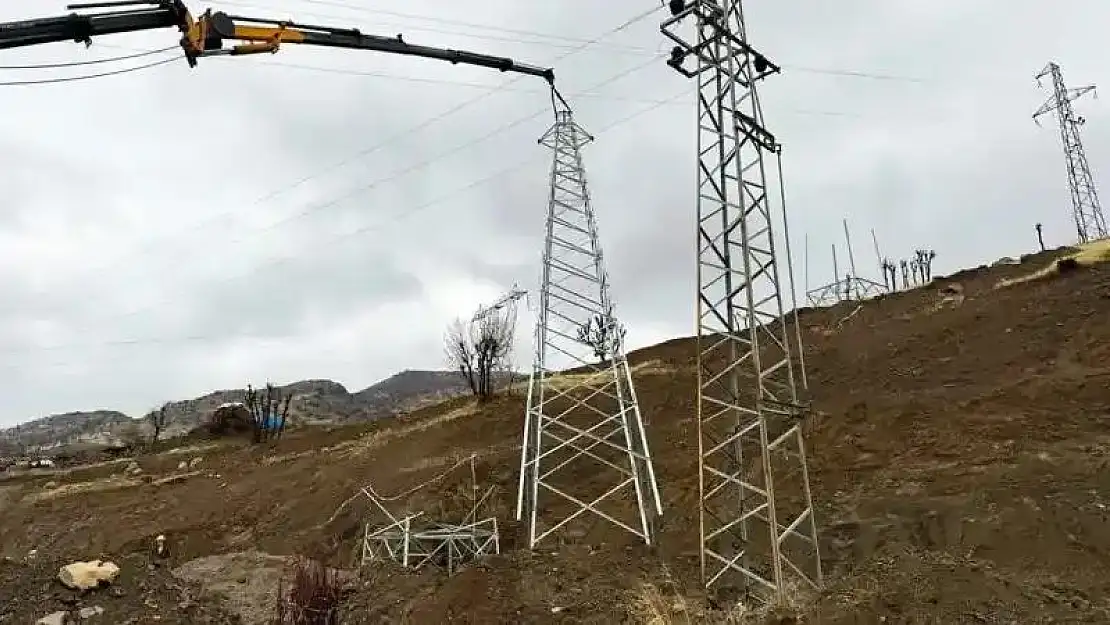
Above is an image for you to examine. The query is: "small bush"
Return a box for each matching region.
[273,557,344,625]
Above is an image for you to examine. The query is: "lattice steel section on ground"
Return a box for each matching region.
[661,0,821,604]
[516,94,662,548]
[357,455,500,576]
[1034,62,1107,243]
[806,277,886,308]
[361,514,500,576]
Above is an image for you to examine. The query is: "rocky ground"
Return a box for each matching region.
[1,248,1109,624]
[0,551,242,624]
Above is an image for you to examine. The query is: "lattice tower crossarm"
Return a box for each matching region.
[515,93,662,548]
[473,284,528,322]
[1034,61,1107,243]
[661,0,822,605]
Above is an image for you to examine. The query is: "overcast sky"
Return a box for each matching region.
[0,0,1106,425]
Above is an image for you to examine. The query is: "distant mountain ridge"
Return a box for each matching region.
[0,369,478,454]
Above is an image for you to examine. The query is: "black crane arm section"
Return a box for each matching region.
[0,2,192,52]
[0,1,556,82]
[193,11,554,81]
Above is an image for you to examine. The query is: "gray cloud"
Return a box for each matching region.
[0,0,1107,422]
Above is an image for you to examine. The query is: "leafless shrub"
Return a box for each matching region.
[445,308,514,401]
[577,310,626,363]
[245,383,292,444]
[272,557,344,625]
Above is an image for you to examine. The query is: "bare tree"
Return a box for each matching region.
[881,258,898,291]
[577,311,626,363]
[474,310,514,398]
[445,318,479,396]
[915,248,937,282]
[147,403,170,446]
[244,383,292,444]
[445,309,515,401]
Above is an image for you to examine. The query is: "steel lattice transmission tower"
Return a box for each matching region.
[1034,62,1107,243]
[660,0,821,604]
[516,93,662,548]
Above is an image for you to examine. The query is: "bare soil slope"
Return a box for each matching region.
[1,250,1109,624]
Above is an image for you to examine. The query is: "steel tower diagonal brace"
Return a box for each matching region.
[660,0,822,605]
[1034,62,1107,243]
[516,89,662,548]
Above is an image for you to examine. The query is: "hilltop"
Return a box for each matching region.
[0,369,479,454]
[0,246,1108,623]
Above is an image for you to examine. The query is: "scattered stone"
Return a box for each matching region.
[939,282,964,296]
[77,605,104,619]
[188,457,203,468]
[58,560,121,591]
[176,461,188,471]
[44,481,58,489]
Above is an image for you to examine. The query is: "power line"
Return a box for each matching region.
[219,0,928,83]
[1,87,684,360]
[211,55,862,117]
[299,0,659,47]
[41,5,664,304]
[0,45,178,70]
[58,54,663,321]
[0,55,180,86]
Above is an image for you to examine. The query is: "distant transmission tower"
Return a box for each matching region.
[661,0,822,605]
[516,91,662,547]
[1034,62,1107,243]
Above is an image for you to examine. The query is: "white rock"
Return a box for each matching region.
[78,605,105,618]
[57,560,121,590]
[36,611,68,625]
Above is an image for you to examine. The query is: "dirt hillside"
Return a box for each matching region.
[1,248,1108,624]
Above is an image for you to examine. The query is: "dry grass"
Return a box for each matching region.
[997,237,1110,288]
[514,359,678,393]
[272,557,344,625]
[162,442,221,457]
[627,582,811,625]
[630,582,691,624]
[333,402,480,460]
[22,475,141,504]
